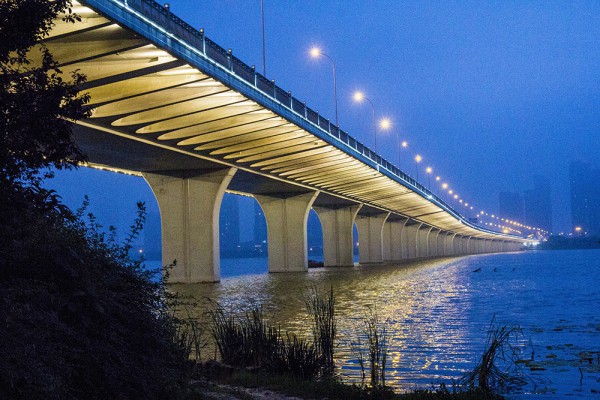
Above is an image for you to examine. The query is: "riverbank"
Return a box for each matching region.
[186,370,504,400]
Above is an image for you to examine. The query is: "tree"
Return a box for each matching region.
[0,3,193,398]
[0,0,89,189]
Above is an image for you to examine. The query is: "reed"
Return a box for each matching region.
[460,318,528,392]
[351,307,389,389]
[210,304,323,380]
[304,285,337,378]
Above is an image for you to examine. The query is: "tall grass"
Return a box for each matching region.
[350,307,389,389]
[459,318,529,392]
[304,285,336,378]
[210,304,322,379]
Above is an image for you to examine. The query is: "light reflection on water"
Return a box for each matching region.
[167,250,600,398]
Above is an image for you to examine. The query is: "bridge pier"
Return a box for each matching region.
[382,218,407,262]
[355,212,390,264]
[144,168,236,283]
[427,228,441,257]
[416,225,430,257]
[255,192,318,273]
[435,230,446,256]
[314,204,361,267]
[444,233,456,256]
[403,222,421,259]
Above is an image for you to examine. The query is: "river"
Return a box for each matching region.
[164,249,600,398]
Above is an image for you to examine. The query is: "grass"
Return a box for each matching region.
[459,318,529,392]
[304,285,337,378]
[209,304,322,379]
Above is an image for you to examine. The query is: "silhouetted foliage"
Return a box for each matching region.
[0,196,196,399]
[0,0,89,190]
[0,2,196,398]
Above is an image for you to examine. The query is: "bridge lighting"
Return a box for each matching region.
[402,141,408,148]
[435,176,440,181]
[352,91,377,151]
[353,91,365,102]
[454,194,458,199]
[414,154,422,181]
[442,183,448,189]
[448,189,453,194]
[309,47,338,125]
[425,166,433,189]
[379,117,392,130]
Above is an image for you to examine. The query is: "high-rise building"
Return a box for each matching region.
[570,161,600,235]
[499,192,524,223]
[220,194,240,253]
[524,175,552,233]
[253,201,267,245]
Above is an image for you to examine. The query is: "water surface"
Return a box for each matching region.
[168,250,600,398]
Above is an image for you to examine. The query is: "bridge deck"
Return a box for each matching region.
[45,0,525,243]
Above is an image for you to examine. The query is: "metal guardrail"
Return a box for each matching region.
[115,0,512,237]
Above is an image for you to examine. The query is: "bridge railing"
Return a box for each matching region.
[120,0,483,229]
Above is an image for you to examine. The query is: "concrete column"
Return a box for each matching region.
[436,231,448,256]
[255,192,318,273]
[416,225,430,258]
[144,168,236,283]
[427,228,440,257]
[453,235,462,255]
[355,212,390,263]
[314,204,361,267]
[462,236,471,254]
[403,222,421,259]
[383,219,406,261]
[445,233,456,256]
[464,237,472,254]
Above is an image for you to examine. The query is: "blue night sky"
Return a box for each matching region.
[51,1,600,236]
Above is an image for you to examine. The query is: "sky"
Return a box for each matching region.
[51,0,600,236]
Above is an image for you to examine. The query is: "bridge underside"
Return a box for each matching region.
[43,1,527,282]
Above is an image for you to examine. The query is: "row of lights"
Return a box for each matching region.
[309,46,548,237]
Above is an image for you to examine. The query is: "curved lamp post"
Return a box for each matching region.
[310,47,338,126]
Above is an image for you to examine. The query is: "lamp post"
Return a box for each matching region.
[425,167,433,190]
[260,0,266,75]
[414,154,422,182]
[310,47,338,126]
[400,140,408,170]
[352,91,377,153]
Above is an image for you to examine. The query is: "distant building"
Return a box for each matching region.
[524,175,553,233]
[570,161,600,235]
[499,192,524,223]
[220,194,240,254]
[253,201,267,246]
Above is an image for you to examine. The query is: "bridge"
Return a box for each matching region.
[44,0,530,282]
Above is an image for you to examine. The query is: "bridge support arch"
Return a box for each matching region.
[416,225,431,257]
[144,168,237,283]
[383,217,408,262]
[355,212,390,264]
[255,192,319,273]
[445,233,456,256]
[314,204,361,267]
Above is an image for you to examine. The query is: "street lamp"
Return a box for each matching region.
[395,139,408,170]
[414,154,422,181]
[310,47,338,126]
[352,91,377,152]
[425,166,433,189]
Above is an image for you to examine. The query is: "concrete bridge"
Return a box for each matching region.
[44,0,530,282]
